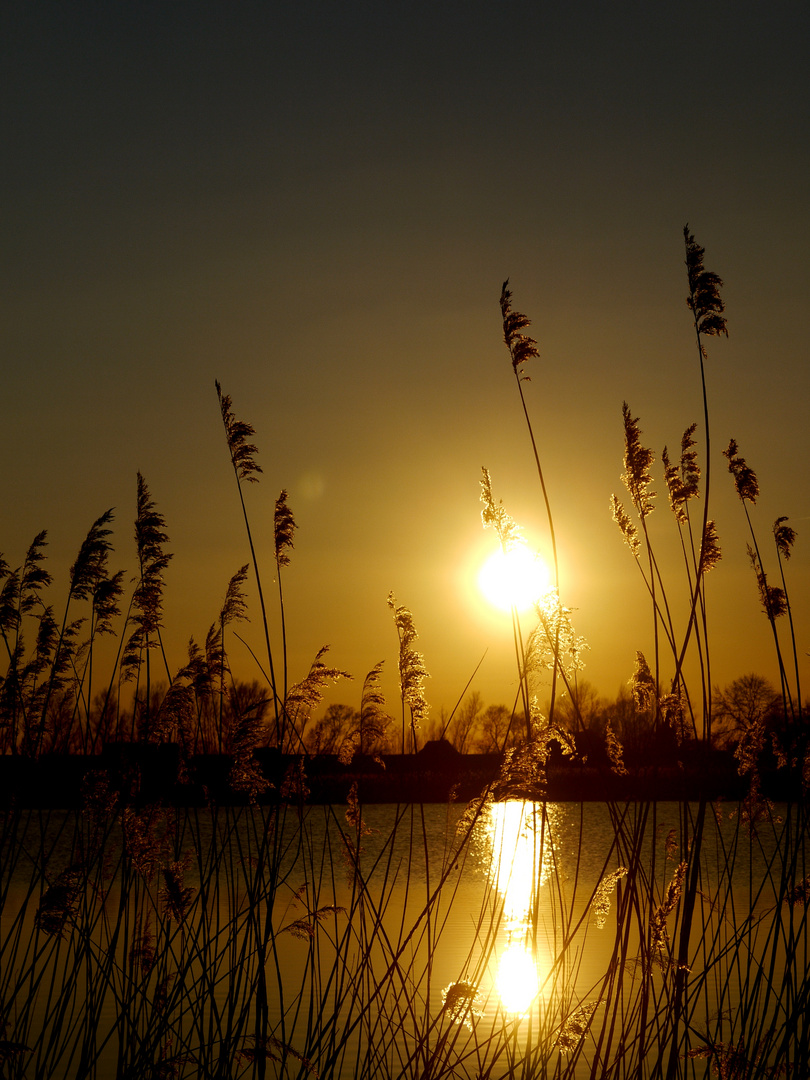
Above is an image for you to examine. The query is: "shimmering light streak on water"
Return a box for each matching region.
[483,800,558,1014]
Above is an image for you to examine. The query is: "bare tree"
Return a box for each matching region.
[554,679,607,736]
[305,703,358,756]
[477,704,521,754]
[712,674,782,750]
[445,691,484,753]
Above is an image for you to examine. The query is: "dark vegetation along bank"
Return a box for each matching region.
[0,737,787,809]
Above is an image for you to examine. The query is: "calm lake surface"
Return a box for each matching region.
[2,800,804,1078]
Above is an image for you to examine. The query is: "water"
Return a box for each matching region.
[2,799,806,1078]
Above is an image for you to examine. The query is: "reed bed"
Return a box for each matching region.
[1,227,807,1078]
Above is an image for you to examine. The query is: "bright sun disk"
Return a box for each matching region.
[478,544,550,612]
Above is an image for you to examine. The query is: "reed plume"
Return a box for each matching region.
[498,282,561,717]
[479,468,522,551]
[748,546,788,620]
[214,381,280,732]
[723,439,760,503]
[610,495,640,558]
[500,278,540,378]
[650,860,688,956]
[274,490,297,567]
[621,403,656,520]
[122,475,172,685]
[159,854,194,924]
[662,423,700,524]
[215,380,262,483]
[34,866,85,938]
[69,509,116,602]
[555,1000,600,1054]
[684,225,728,347]
[591,867,628,928]
[338,660,392,764]
[441,981,482,1029]
[699,520,722,575]
[19,531,52,616]
[284,646,351,753]
[387,593,430,747]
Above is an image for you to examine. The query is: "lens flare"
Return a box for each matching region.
[478,544,550,612]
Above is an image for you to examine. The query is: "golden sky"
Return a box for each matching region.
[2,3,808,722]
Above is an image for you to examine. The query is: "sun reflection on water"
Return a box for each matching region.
[482,800,560,1015]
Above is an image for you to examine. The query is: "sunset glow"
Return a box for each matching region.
[478,545,551,613]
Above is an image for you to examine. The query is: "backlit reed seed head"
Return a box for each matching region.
[605,719,628,775]
[621,403,656,519]
[280,757,311,802]
[218,565,250,650]
[274,490,297,567]
[237,1036,318,1076]
[21,531,53,613]
[93,570,125,636]
[679,422,701,496]
[282,904,345,941]
[129,917,156,978]
[387,593,430,728]
[442,980,483,1029]
[650,860,688,954]
[748,546,788,619]
[69,509,115,602]
[80,769,118,831]
[494,710,574,799]
[286,646,352,730]
[0,570,21,634]
[556,1000,600,1054]
[769,731,788,770]
[123,806,170,882]
[591,867,628,929]
[699,520,722,575]
[527,591,588,682]
[34,866,84,938]
[684,225,728,346]
[122,476,173,679]
[723,439,759,503]
[159,854,194,923]
[611,495,640,557]
[733,713,768,781]
[480,468,522,551]
[785,877,810,907]
[664,827,678,860]
[660,691,688,744]
[631,652,656,713]
[215,380,263,483]
[339,662,392,765]
[773,516,797,560]
[662,424,700,524]
[345,779,369,834]
[500,279,540,380]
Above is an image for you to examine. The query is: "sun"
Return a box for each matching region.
[478,544,551,613]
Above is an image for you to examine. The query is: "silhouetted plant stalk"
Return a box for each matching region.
[672,226,727,729]
[387,593,430,753]
[120,473,172,743]
[723,439,800,725]
[499,281,562,722]
[215,380,281,740]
